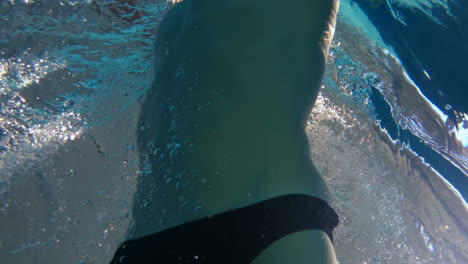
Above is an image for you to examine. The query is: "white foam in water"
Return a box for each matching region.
[401,66,449,123]
[369,45,468,181]
[0,52,85,195]
[450,113,468,147]
[319,20,468,261]
[0,53,66,93]
[0,1,169,263]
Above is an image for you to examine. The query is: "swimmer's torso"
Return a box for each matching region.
[133,0,338,236]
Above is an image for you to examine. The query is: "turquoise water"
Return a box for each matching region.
[0,0,467,263]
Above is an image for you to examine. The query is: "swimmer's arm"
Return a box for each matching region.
[251,230,338,264]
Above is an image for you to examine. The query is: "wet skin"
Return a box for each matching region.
[131,0,339,262]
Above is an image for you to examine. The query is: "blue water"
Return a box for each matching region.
[0,0,467,263]
[355,0,468,116]
[350,0,468,200]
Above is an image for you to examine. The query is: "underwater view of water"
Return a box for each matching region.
[0,0,467,263]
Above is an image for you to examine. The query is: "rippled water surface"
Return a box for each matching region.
[0,0,467,263]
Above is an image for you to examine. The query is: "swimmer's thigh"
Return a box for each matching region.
[251,230,337,264]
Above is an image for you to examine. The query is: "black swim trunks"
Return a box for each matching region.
[110,194,339,264]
